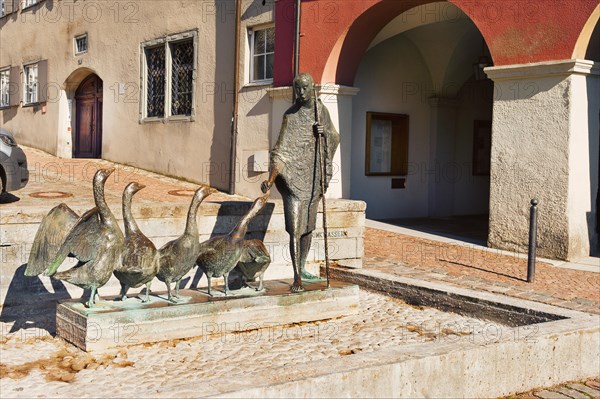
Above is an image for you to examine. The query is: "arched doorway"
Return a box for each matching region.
[74,74,103,158]
[341,3,494,244]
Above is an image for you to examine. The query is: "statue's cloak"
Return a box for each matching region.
[271,99,340,236]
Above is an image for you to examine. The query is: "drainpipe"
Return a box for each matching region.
[229,0,242,195]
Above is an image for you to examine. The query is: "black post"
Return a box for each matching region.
[527,199,538,283]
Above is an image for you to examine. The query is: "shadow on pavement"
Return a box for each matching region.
[0,192,21,204]
[0,264,71,335]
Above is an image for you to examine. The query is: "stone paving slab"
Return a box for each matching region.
[554,386,592,399]
[565,383,600,398]
[504,378,600,399]
[534,390,573,399]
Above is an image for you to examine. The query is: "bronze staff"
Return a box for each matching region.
[313,88,331,289]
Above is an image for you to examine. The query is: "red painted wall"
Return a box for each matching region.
[274,0,598,86]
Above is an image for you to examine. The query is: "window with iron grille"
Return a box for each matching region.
[170,40,194,116]
[250,26,274,82]
[142,32,196,120]
[23,63,38,104]
[0,69,9,107]
[145,45,165,117]
[75,34,88,55]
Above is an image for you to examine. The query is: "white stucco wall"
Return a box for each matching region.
[350,35,432,220]
[569,71,599,256]
[452,78,493,216]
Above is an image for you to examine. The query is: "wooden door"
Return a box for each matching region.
[75,74,103,158]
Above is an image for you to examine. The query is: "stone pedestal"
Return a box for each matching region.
[56,280,360,352]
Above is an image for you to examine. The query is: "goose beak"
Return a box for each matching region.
[132,182,146,194]
[202,186,219,196]
[95,167,116,183]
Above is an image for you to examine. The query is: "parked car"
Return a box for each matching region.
[0,128,29,193]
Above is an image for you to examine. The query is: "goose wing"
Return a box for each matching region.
[25,204,79,276]
[195,239,219,259]
[53,246,110,288]
[62,207,103,263]
[239,239,270,263]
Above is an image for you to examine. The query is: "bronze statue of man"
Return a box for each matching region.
[261,72,340,292]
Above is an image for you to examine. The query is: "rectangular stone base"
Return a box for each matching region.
[56,280,359,352]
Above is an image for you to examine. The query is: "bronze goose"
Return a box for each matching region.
[37,168,124,308]
[113,182,160,303]
[234,239,271,291]
[196,193,269,296]
[156,186,214,303]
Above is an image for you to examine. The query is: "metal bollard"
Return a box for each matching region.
[527,199,538,283]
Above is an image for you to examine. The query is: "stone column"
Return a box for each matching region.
[486,59,600,260]
[428,97,459,217]
[267,84,359,199]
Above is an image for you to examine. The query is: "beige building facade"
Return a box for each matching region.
[0,0,275,192]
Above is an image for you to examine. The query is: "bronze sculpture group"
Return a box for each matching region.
[25,73,339,307]
[24,170,270,307]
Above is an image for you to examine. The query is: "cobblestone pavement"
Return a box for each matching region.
[364,228,600,315]
[1,290,509,397]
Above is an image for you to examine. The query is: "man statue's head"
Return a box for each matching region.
[293,73,314,106]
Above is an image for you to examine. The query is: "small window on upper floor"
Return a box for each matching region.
[0,69,10,107]
[75,34,88,55]
[249,25,274,83]
[22,60,48,105]
[23,63,38,105]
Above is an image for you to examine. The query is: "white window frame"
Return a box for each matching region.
[249,25,275,84]
[21,0,40,9]
[74,33,88,55]
[140,30,198,122]
[1,0,17,17]
[23,62,38,105]
[0,68,9,107]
